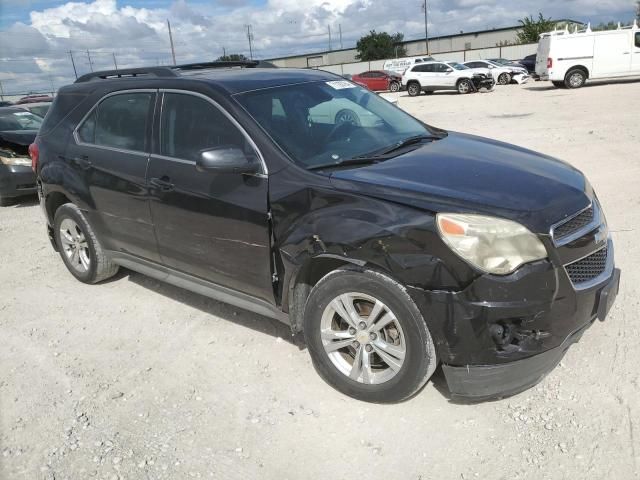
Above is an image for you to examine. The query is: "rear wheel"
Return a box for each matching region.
[303,267,437,403]
[407,82,421,97]
[457,79,473,94]
[564,69,587,89]
[498,73,511,85]
[54,203,119,284]
[389,81,400,93]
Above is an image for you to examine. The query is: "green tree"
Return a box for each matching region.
[216,53,249,62]
[355,31,407,61]
[516,13,556,44]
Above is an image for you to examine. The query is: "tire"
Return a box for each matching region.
[552,81,566,89]
[407,82,421,97]
[389,81,400,93]
[54,203,119,284]
[303,267,437,403]
[457,79,473,94]
[334,109,361,126]
[498,73,511,85]
[564,69,587,89]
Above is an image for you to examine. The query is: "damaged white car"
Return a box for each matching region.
[463,60,530,85]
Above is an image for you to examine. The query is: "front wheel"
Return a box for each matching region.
[54,203,119,284]
[457,79,473,94]
[389,81,400,93]
[303,267,437,403]
[498,73,511,85]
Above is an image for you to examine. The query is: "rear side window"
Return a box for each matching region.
[412,64,433,73]
[160,93,250,161]
[77,92,152,152]
[636,33,640,48]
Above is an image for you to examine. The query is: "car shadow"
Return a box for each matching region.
[2,195,38,208]
[526,77,640,91]
[120,268,305,349]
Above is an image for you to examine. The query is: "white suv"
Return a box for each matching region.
[402,61,495,96]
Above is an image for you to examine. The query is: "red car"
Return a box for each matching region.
[351,70,402,92]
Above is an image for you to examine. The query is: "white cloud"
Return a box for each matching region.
[0,0,635,94]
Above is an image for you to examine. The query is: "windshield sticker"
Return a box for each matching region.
[326,80,357,90]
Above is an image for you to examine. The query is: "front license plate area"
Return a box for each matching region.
[597,268,621,321]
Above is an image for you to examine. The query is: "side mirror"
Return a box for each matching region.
[445,68,454,73]
[196,146,260,174]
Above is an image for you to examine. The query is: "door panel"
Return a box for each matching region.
[72,90,160,262]
[148,91,274,302]
[593,32,632,75]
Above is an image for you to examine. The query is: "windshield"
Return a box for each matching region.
[28,105,50,118]
[0,110,43,131]
[447,62,469,70]
[236,80,440,170]
[487,60,504,68]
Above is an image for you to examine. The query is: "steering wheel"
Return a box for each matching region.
[326,121,356,144]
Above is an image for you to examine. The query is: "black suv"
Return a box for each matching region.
[33,62,620,403]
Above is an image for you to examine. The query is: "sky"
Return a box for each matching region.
[0,0,638,95]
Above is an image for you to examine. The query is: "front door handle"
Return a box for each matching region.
[150,176,174,192]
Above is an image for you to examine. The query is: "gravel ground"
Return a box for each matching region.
[1,79,639,480]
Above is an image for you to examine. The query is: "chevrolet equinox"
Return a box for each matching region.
[32,62,621,403]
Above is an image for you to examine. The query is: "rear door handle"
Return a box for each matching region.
[73,155,92,170]
[150,176,174,192]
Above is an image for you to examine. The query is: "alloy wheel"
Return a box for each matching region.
[320,292,406,384]
[569,72,584,88]
[59,218,91,273]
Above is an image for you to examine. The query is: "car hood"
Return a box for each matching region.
[329,132,589,233]
[0,130,37,156]
[0,130,37,147]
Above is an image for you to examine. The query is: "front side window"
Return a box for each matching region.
[237,81,440,170]
[77,92,152,151]
[160,93,251,161]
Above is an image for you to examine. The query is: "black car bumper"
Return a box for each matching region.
[0,163,37,200]
[472,76,495,91]
[409,247,620,400]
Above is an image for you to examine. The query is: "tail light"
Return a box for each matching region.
[547,58,553,69]
[29,143,39,173]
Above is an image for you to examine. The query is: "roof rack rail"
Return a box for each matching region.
[75,60,276,83]
[75,67,178,83]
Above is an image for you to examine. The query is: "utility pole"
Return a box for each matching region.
[339,24,343,49]
[167,19,177,65]
[69,50,78,79]
[246,25,253,60]
[112,52,118,70]
[222,46,226,58]
[86,50,93,72]
[422,1,429,55]
[48,75,55,96]
[328,25,332,51]
[0,80,4,101]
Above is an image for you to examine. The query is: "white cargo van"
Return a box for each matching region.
[536,22,640,88]
[383,56,435,74]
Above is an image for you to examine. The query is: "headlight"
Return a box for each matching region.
[436,213,547,275]
[0,154,31,167]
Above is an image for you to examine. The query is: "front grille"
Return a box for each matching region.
[553,206,594,242]
[565,245,608,285]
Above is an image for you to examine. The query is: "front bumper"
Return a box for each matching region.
[0,163,37,200]
[442,268,620,400]
[408,245,621,400]
[472,77,495,91]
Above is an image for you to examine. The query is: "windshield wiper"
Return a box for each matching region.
[307,157,381,171]
[352,134,441,160]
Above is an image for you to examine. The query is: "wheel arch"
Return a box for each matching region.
[45,190,72,224]
[566,65,590,79]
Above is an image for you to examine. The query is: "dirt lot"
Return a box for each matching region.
[1,79,639,480]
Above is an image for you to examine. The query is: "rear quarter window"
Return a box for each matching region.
[39,91,90,136]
